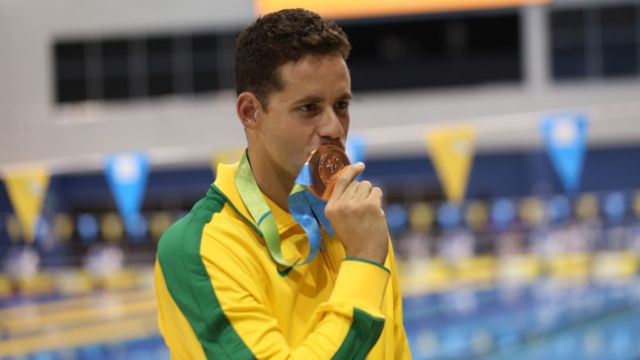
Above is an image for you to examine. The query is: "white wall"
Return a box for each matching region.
[48,0,253,38]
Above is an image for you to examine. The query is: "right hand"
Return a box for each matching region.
[324,163,389,265]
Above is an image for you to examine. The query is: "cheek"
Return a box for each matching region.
[342,118,350,136]
[279,132,314,164]
[282,122,316,143]
[269,130,304,159]
[266,115,318,153]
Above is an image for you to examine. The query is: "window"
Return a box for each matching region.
[342,11,522,91]
[551,2,640,81]
[54,42,88,102]
[54,11,527,103]
[600,5,638,77]
[101,39,130,100]
[146,36,175,96]
[550,9,588,79]
[191,34,218,93]
[54,32,227,103]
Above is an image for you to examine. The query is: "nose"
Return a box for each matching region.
[318,108,346,144]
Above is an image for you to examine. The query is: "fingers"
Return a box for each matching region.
[330,162,365,201]
[340,180,360,199]
[339,179,371,201]
[368,186,383,202]
[354,180,373,199]
[368,186,384,212]
[365,186,384,216]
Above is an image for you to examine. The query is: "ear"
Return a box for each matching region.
[236,92,262,130]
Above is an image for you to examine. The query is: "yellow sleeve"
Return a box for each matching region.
[387,240,413,359]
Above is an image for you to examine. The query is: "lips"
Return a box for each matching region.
[317,140,345,151]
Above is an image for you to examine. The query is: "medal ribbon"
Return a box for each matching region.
[234,151,335,267]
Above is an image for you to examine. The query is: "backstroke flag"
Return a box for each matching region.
[540,113,588,193]
[104,153,150,238]
[426,125,476,204]
[3,167,50,244]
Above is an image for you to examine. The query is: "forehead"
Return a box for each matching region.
[274,54,351,98]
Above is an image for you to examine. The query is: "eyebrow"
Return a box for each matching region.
[292,93,353,106]
[292,96,323,106]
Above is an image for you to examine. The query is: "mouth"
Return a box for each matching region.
[320,141,345,151]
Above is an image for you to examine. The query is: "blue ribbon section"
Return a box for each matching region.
[303,191,335,236]
[288,191,322,264]
[287,162,336,264]
[294,163,313,187]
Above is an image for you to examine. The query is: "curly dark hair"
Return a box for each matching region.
[235,8,351,109]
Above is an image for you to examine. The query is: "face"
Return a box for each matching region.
[253,54,352,181]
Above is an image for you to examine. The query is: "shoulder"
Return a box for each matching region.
[157,189,226,261]
[157,185,264,272]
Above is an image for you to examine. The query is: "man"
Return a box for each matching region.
[155,8,411,359]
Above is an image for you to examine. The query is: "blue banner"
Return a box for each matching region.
[540,114,588,193]
[104,153,150,240]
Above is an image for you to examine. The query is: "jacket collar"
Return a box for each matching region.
[213,162,299,235]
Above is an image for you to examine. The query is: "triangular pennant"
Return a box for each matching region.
[540,114,588,193]
[3,167,50,244]
[104,153,150,239]
[426,125,476,204]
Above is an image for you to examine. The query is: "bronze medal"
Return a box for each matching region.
[307,144,350,200]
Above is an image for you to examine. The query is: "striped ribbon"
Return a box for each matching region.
[234,151,334,267]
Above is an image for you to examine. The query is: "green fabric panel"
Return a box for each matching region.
[157,186,255,360]
[333,308,386,360]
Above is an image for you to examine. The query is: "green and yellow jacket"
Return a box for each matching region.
[155,162,411,359]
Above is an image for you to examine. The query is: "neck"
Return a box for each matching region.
[246,146,294,211]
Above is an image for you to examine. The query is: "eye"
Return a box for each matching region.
[299,103,319,114]
[334,101,350,112]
